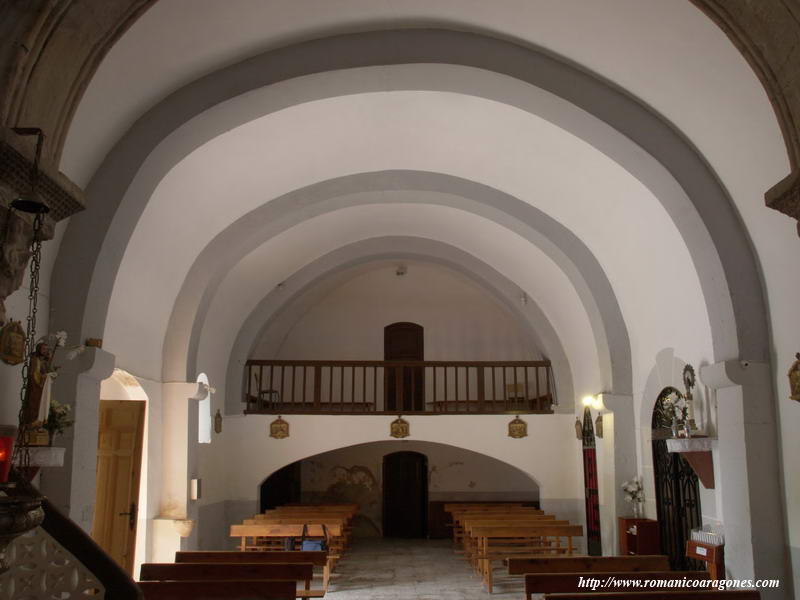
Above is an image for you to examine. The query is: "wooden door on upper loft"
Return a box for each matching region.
[384,322,424,411]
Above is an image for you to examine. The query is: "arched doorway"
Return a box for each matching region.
[94,369,149,575]
[384,322,424,411]
[260,461,302,512]
[651,387,702,570]
[382,451,428,538]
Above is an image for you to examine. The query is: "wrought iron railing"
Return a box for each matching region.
[244,360,555,414]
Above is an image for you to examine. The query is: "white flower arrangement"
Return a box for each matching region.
[621,478,644,504]
[662,391,688,424]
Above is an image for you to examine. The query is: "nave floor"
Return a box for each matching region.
[328,537,523,599]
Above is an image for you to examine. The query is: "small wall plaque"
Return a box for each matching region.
[269,416,289,439]
[390,416,410,439]
[0,320,25,365]
[595,414,604,438]
[508,416,528,438]
[789,353,800,402]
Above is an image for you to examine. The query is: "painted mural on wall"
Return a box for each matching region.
[302,462,382,537]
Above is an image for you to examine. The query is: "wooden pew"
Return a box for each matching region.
[470,524,584,592]
[175,550,327,565]
[543,592,761,600]
[450,507,547,548]
[462,519,570,563]
[230,524,341,573]
[140,562,319,599]
[249,516,351,549]
[261,511,354,546]
[230,524,341,549]
[524,571,710,599]
[508,555,670,574]
[138,580,296,600]
[174,550,330,591]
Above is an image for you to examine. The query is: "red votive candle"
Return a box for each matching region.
[0,426,16,483]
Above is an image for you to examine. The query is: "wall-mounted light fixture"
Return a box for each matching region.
[214,409,222,434]
[582,395,603,411]
[190,478,202,500]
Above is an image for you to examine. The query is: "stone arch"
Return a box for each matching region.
[54,29,765,385]
[162,172,618,396]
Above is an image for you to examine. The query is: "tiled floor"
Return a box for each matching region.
[328,538,524,599]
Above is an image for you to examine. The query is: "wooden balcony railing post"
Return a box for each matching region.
[546,366,551,409]
[444,366,449,413]
[477,366,485,411]
[313,366,321,408]
[395,365,402,412]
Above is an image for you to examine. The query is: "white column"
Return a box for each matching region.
[700,360,788,598]
[154,381,206,557]
[596,393,636,555]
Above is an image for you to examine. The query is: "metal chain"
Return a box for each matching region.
[11,211,44,470]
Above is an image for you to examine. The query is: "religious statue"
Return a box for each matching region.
[789,353,800,402]
[507,416,528,438]
[23,340,52,426]
[269,416,289,439]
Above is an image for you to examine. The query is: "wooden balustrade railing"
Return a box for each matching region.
[244,360,555,414]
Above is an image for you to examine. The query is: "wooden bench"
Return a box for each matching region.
[249,516,351,549]
[174,550,330,591]
[543,592,761,600]
[230,524,341,573]
[508,555,670,574]
[462,519,569,562]
[450,507,547,548]
[175,551,327,565]
[140,562,319,599]
[525,571,710,599]
[138,580,296,600]
[470,524,584,592]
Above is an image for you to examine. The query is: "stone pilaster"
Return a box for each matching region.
[700,359,788,599]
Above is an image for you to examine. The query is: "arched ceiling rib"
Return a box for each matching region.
[156,170,628,397]
[63,1,786,191]
[53,32,760,394]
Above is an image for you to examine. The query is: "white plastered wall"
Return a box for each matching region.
[257,262,540,361]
